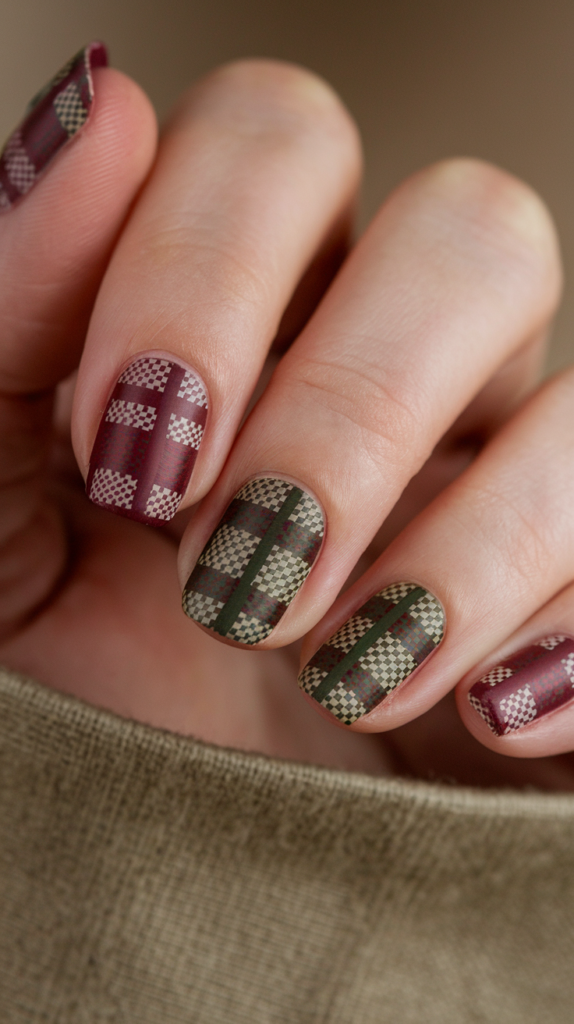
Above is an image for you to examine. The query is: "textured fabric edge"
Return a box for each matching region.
[1,664,573,820]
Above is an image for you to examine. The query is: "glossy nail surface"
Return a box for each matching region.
[0,42,107,210]
[468,635,574,735]
[183,477,324,644]
[299,582,445,724]
[87,355,208,525]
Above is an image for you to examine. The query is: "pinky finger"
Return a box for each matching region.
[459,583,574,757]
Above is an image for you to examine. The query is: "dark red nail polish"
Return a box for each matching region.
[0,42,107,211]
[468,635,574,735]
[87,355,208,526]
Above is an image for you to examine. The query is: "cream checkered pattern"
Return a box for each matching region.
[379,582,415,604]
[105,399,157,431]
[498,684,537,732]
[358,633,416,694]
[562,652,574,680]
[54,82,85,135]
[182,590,224,627]
[409,591,445,642]
[298,581,445,724]
[167,414,204,448]
[480,665,514,687]
[4,131,35,193]
[468,692,497,731]
[322,680,364,721]
[329,616,373,655]
[198,524,260,578]
[252,545,310,601]
[288,492,324,532]
[118,358,171,392]
[237,478,293,511]
[227,612,274,644]
[177,373,208,407]
[145,485,181,520]
[538,635,566,651]
[89,468,137,509]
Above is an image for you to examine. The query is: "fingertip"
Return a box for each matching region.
[24,66,158,238]
[404,157,563,319]
[455,631,574,760]
[89,66,158,186]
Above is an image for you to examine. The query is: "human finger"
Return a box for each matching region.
[72,60,361,526]
[0,45,157,389]
[367,327,550,561]
[459,577,574,757]
[298,366,574,731]
[0,45,157,634]
[180,159,560,648]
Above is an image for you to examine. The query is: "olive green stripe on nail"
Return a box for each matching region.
[311,587,427,704]
[212,486,303,637]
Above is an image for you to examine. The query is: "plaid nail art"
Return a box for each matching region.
[468,635,574,736]
[182,477,324,644]
[299,582,445,724]
[87,356,208,526]
[0,42,107,210]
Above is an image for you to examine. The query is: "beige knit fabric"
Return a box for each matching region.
[0,667,573,1022]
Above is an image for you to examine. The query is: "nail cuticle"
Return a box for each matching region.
[468,634,574,736]
[299,582,445,725]
[87,353,208,525]
[0,41,107,211]
[182,476,325,645]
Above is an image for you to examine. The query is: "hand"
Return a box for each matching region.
[0,47,569,787]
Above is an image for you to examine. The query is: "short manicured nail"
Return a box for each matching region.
[182,477,324,644]
[87,355,208,525]
[468,635,574,735]
[299,582,445,724]
[0,42,107,211]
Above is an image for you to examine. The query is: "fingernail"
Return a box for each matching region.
[468,635,574,735]
[182,477,324,644]
[299,582,445,724]
[87,355,208,525]
[0,41,107,211]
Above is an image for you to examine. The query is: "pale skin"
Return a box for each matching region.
[1,58,573,787]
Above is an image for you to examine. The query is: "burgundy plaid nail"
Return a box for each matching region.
[468,635,574,735]
[0,42,107,210]
[87,356,208,526]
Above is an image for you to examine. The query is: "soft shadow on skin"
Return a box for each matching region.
[53,376,574,791]
[382,689,574,792]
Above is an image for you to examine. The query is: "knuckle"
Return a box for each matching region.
[457,475,559,589]
[402,159,561,315]
[194,59,361,160]
[138,223,273,326]
[284,355,425,471]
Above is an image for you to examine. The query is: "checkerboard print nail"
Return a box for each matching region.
[298,582,445,725]
[468,635,574,735]
[182,477,324,644]
[87,356,208,525]
[0,42,107,210]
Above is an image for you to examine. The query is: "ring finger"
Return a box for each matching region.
[180,158,560,648]
[299,365,574,732]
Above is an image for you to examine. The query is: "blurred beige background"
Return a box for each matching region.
[1,0,573,370]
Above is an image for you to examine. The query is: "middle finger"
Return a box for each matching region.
[73,60,361,524]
